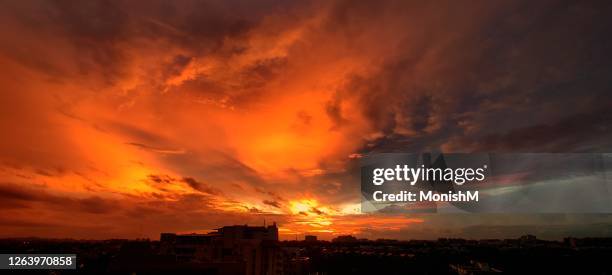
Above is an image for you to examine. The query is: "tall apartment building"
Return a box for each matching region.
[161,223,283,275]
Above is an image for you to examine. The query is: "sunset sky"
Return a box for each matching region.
[1,0,612,240]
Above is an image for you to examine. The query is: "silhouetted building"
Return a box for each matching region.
[519,234,538,246]
[161,223,283,275]
[304,235,317,242]
[108,240,244,275]
[450,260,502,275]
[332,235,357,243]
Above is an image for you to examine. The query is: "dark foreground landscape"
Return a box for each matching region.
[2,225,612,274]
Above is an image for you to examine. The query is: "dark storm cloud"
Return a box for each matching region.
[263,200,281,208]
[145,174,222,195]
[162,55,193,79]
[241,57,289,88]
[325,96,348,130]
[0,182,116,214]
[0,0,302,84]
[147,174,174,185]
[182,177,220,195]
[127,142,186,155]
[447,106,612,152]
[255,187,286,203]
[0,183,47,202]
[324,0,612,154]
[163,150,267,188]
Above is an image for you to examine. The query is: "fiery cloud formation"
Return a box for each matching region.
[1,0,612,240]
